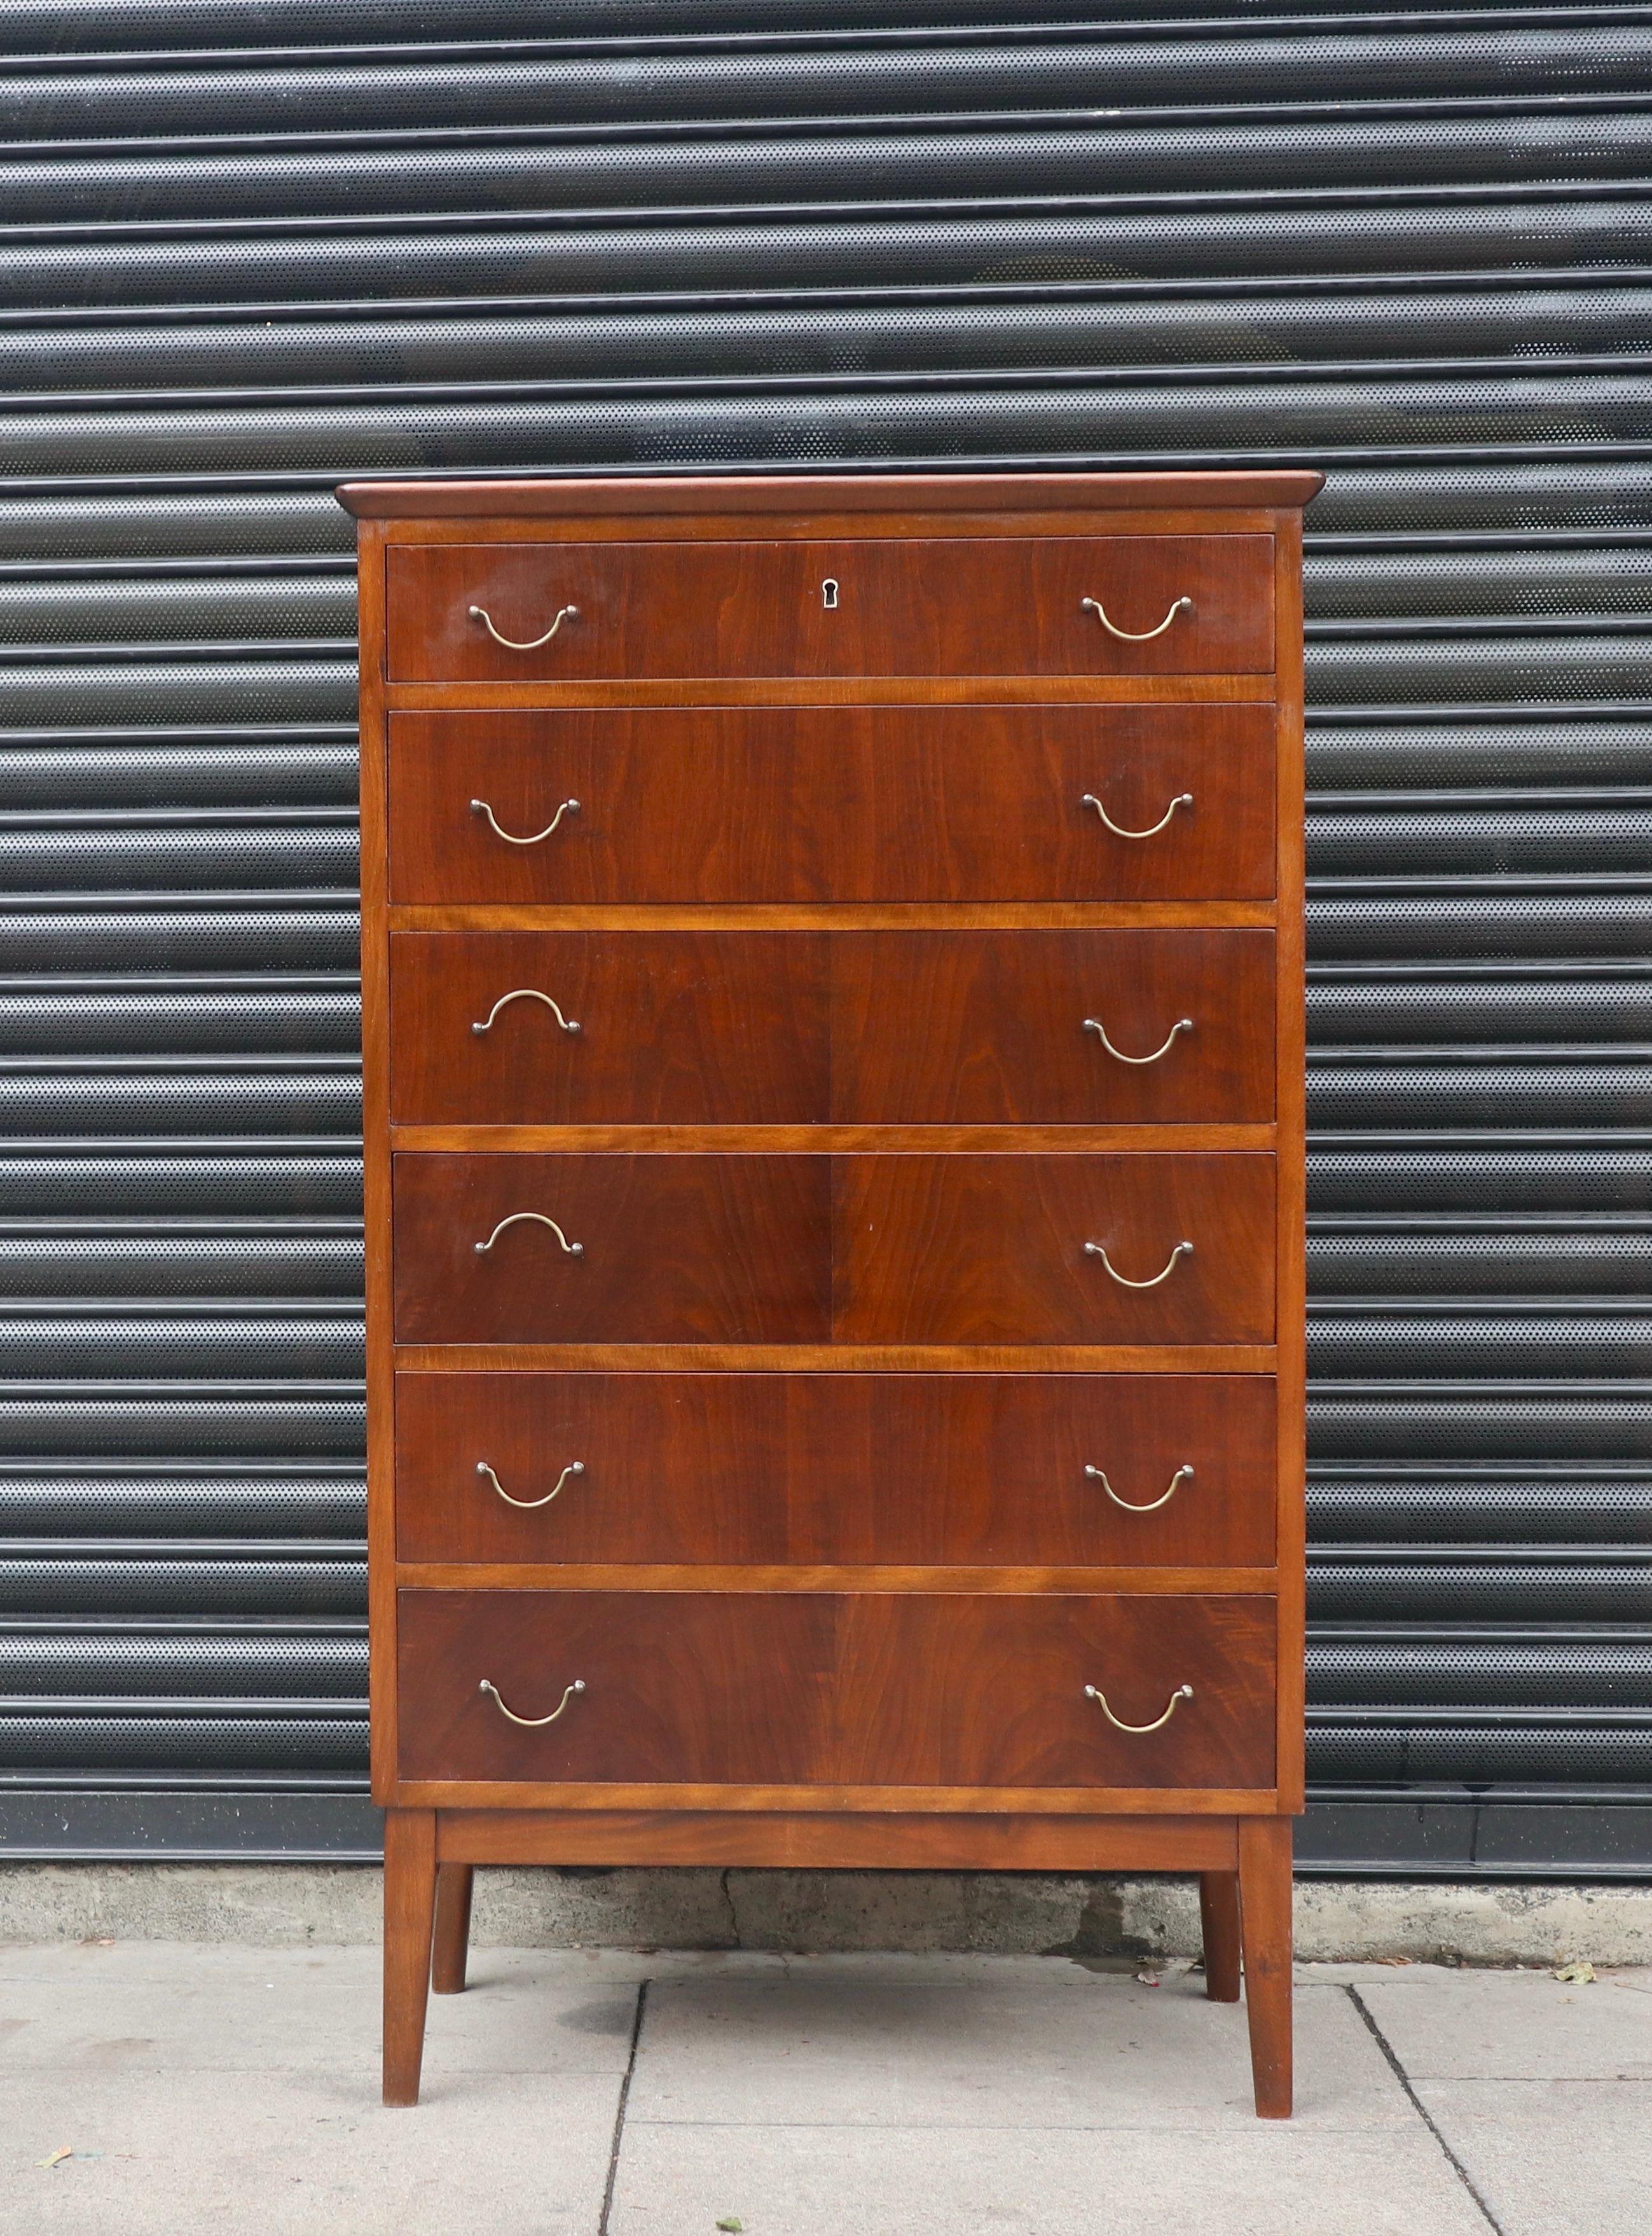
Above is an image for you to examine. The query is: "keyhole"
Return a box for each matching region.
[821,578,839,609]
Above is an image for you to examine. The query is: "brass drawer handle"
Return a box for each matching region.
[479,1677,585,1726]
[472,989,581,1037]
[1085,1682,1193,1733]
[1084,1239,1192,1288]
[470,796,579,845]
[1081,790,1192,840]
[476,1459,584,1508]
[1080,593,1192,642]
[474,1212,583,1257]
[468,600,579,651]
[1084,1016,1192,1065]
[1085,1463,1194,1512]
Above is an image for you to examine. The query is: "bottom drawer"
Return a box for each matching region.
[397,1590,1276,1791]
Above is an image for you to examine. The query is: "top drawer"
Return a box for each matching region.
[384,535,1276,682]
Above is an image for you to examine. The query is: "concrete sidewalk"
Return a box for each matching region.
[2,1943,1648,2235]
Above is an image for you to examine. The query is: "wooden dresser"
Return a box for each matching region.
[338,468,1319,2116]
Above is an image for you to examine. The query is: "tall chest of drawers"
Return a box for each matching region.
[340,469,1321,2115]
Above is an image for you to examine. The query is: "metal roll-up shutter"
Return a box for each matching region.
[1,1,1648,1872]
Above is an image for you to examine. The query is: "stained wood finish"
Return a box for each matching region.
[835,1593,1274,1789]
[389,927,1273,1126]
[352,468,1314,2123]
[340,469,1326,518]
[1200,1872,1243,2001]
[1271,514,1310,1818]
[402,1589,841,1786]
[401,1777,1272,1816]
[835,1154,1275,1344]
[394,1344,1278,1374]
[1239,1816,1295,2117]
[386,706,1277,904]
[388,930,829,1124]
[387,536,1274,682]
[358,518,399,1799]
[394,1152,1272,1346]
[430,1863,472,1994]
[392,906,1278,934]
[393,1371,1277,1567]
[435,1807,1241,1870]
[392,1153,831,1346]
[402,1566,1278,1594]
[397,1590,1276,1791]
[391,677,1277,715]
[382,1807,436,2106]
[830,931,1274,1124]
[393,1128,1277,1156]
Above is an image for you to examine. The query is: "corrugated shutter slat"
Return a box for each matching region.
[3,0,1648,1871]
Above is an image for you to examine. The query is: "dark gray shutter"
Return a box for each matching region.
[3,1,1648,1872]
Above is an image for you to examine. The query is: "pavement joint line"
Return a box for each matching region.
[599,1975,648,2236]
[619,2116,1410,2134]
[1346,1984,1505,2235]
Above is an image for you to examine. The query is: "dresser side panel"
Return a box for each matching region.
[1271,509,1309,1815]
[358,518,398,1801]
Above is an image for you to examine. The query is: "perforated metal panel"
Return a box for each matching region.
[3,0,1649,1871]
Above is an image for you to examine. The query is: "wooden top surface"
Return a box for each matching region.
[336,469,1325,520]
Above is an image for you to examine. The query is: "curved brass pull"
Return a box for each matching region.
[471,796,579,846]
[472,989,581,1037]
[1084,1239,1193,1288]
[1084,1016,1193,1065]
[1080,594,1192,642]
[479,1677,585,1727]
[477,1459,584,1509]
[474,1212,583,1258]
[468,601,579,651]
[1085,1463,1194,1513]
[1081,790,1192,841]
[1085,1682,1193,1733]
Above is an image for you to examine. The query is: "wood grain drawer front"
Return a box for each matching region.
[389,931,829,1124]
[392,1154,831,1345]
[385,537,1275,680]
[394,1372,1277,1566]
[389,928,1272,1126]
[837,1594,1275,1789]
[398,1589,836,1786]
[397,1589,1276,1791]
[837,1154,1274,1345]
[831,930,1274,1124]
[387,706,1277,904]
[394,1153,1271,1346]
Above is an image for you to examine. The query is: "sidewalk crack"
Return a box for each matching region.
[1347,1985,1504,2234]
[599,1977,649,2236]
[719,1866,740,1947]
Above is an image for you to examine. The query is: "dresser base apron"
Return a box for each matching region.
[382,1804,1293,2118]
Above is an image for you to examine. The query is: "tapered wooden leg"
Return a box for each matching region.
[383,1807,437,2107]
[431,1863,474,1995]
[1237,1817,1293,2118]
[1198,1871,1242,2001]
